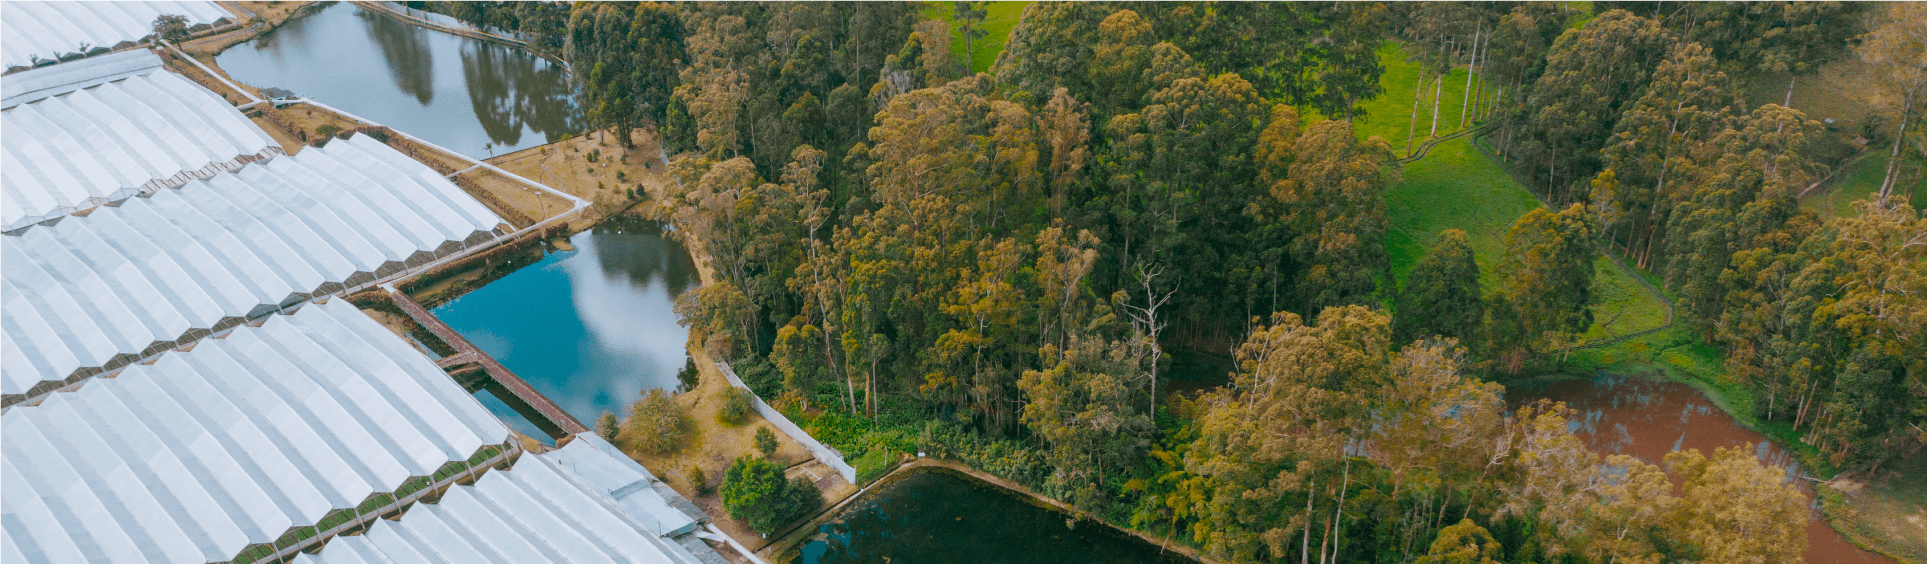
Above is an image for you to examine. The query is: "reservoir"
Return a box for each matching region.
[800,467,1198,564]
[216,1,580,157]
[431,216,700,438]
[1514,373,1895,564]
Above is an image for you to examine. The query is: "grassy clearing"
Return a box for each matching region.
[1803,151,1927,219]
[1351,42,1482,154]
[1384,135,1671,342]
[926,1,1031,75]
[1370,38,1669,344]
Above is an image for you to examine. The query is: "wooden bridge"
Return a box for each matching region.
[385,288,589,439]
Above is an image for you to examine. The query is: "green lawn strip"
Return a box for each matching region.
[925,1,1031,75]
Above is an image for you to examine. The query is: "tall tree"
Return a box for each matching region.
[1395,229,1483,344]
[1515,10,1673,204]
[1594,41,1737,269]
[952,1,988,71]
[1858,3,1927,202]
[1494,203,1600,366]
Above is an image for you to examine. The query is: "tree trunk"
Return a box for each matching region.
[1784,75,1797,108]
[1879,99,1913,202]
[1408,67,1426,155]
[1430,75,1444,138]
[1329,457,1351,563]
[1472,33,1488,121]
[1460,26,1481,129]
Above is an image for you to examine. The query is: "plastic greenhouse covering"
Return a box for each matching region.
[1,1,231,69]
[1,49,165,109]
[1,135,505,397]
[0,299,512,564]
[288,441,705,564]
[2,70,275,231]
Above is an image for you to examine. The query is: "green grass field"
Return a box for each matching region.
[1373,40,1670,345]
[926,1,1030,75]
[1352,43,1483,153]
[1802,151,1927,218]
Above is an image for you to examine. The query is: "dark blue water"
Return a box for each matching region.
[432,217,698,438]
[801,468,1198,564]
[217,2,580,157]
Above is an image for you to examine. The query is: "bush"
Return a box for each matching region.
[721,455,823,533]
[314,124,342,139]
[676,357,699,391]
[688,465,709,494]
[595,411,619,442]
[718,387,754,425]
[755,426,779,457]
[852,448,895,485]
[587,148,600,162]
[625,389,690,454]
[616,171,627,181]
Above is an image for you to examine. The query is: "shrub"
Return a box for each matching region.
[676,357,699,391]
[595,411,619,442]
[718,387,754,426]
[616,170,627,181]
[721,455,823,533]
[755,426,779,457]
[852,448,894,485]
[587,148,600,162]
[314,124,341,139]
[625,389,689,454]
[688,465,709,494]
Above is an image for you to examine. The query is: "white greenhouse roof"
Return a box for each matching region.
[1,49,164,109]
[1,1,231,69]
[0,299,511,564]
[1,135,506,397]
[2,70,275,231]
[543,435,700,538]
[289,438,707,564]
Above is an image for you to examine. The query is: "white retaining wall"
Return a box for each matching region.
[714,361,857,484]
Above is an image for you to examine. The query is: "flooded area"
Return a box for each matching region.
[432,217,699,438]
[799,467,1198,564]
[217,2,580,157]
[1515,373,1896,564]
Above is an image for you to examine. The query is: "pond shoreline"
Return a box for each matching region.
[770,461,1216,564]
[766,459,1222,564]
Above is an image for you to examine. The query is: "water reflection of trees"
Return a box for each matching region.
[361,8,435,105]
[462,41,581,147]
[804,471,1193,564]
[591,218,699,298]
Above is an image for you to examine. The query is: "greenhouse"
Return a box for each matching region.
[0,1,231,69]
[1,69,276,231]
[0,49,165,108]
[0,299,512,564]
[289,436,717,564]
[1,135,505,400]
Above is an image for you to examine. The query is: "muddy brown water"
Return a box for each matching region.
[1514,373,1895,564]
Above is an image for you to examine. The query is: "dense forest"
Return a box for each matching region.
[433,2,1923,563]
